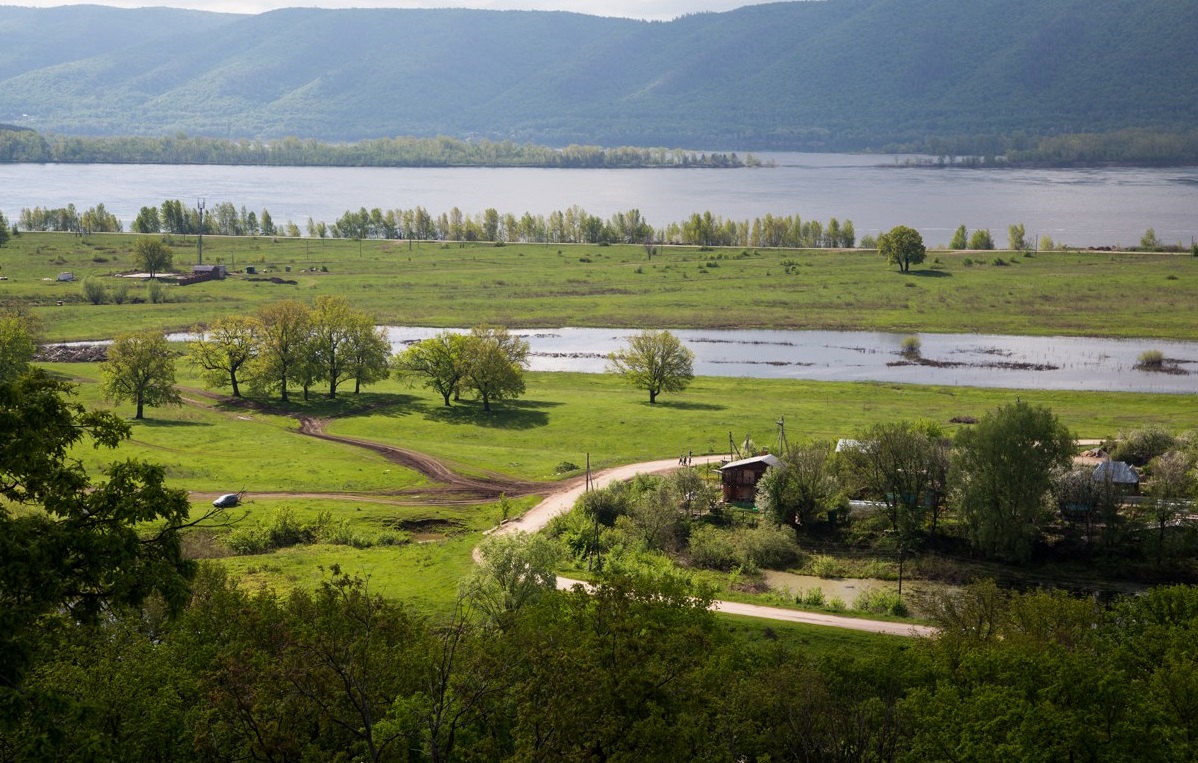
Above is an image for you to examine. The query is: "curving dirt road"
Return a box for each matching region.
[491,455,936,638]
[182,388,934,637]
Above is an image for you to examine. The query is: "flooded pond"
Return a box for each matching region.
[762,569,960,618]
[384,327,1198,394]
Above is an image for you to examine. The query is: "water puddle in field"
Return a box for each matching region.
[380,327,1198,393]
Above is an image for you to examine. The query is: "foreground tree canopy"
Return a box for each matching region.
[607,329,695,403]
[0,369,198,728]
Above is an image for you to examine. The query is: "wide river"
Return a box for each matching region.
[3,153,1197,248]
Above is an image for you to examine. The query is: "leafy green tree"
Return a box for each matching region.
[755,441,842,530]
[394,331,468,406]
[462,325,529,412]
[1141,227,1161,249]
[187,315,259,397]
[463,532,559,628]
[968,227,995,249]
[0,370,196,725]
[877,224,927,272]
[949,224,968,249]
[607,328,695,403]
[102,331,182,419]
[0,308,38,383]
[952,400,1074,561]
[253,300,311,402]
[132,237,173,278]
[1008,222,1027,250]
[80,203,121,233]
[259,208,276,236]
[308,295,357,398]
[0,210,9,248]
[344,314,391,394]
[842,421,948,538]
[1144,450,1194,565]
[131,206,161,234]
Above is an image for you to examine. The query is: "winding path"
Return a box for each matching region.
[184,388,934,637]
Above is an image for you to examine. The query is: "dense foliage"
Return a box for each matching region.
[1,0,1195,150]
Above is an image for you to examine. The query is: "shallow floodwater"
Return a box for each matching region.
[762,569,958,617]
[383,327,1198,394]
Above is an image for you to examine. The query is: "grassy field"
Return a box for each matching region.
[330,371,1198,480]
[5,232,1198,340]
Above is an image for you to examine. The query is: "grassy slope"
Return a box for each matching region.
[5,233,1198,340]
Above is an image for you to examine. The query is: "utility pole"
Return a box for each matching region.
[196,198,205,265]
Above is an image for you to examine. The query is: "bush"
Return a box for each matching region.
[688,525,739,571]
[737,524,800,570]
[809,554,848,578]
[900,335,921,358]
[1137,349,1165,368]
[111,281,129,305]
[147,280,167,304]
[800,587,826,607]
[554,461,580,474]
[81,278,107,305]
[854,587,909,617]
[1112,426,1178,467]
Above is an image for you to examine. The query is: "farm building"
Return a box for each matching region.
[179,264,228,286]
[719,453,781,503]
[1094,460,1140,495]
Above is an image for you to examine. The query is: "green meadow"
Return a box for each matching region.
[14,231,1198,633]
[5,232,1198,340]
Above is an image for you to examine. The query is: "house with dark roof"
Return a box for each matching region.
[719,454,781,503]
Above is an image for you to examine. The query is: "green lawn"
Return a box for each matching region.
[6,232,1198,340]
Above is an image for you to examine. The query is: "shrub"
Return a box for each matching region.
[110,281,129,305]
[809,554,847,578]
[81,278,107,305]
[737,524,800,570]
[801,587,826,607]
[854,587,909,617]
[689,525,739,571]
[1137,349,1165,369]
[147,280,167,304]
[1112,426,1178,467]
[554,461,580,474]
[900,335,921,358]
[991,257,1008,266]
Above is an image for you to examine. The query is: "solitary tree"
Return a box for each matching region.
[254,300,311,402]
[877,225,927,272]
[607,329,695,404]
[133,238,173,279]
[102,331,182,419]
[0,210,9,248]
[952,400,1074,562]
[187,315,259,397]
[394,331,468,406]
[462,325,529,412]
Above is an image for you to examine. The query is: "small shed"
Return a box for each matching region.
[192,264,228,279]
[1094,460,1140,495]
[719,453,781,503]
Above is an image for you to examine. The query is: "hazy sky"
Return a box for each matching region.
[14,0,767,20]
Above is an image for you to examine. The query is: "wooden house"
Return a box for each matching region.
[719,454,781,503]
[1094,460,1140,496]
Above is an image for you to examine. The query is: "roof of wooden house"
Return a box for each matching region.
[720,454,782,471]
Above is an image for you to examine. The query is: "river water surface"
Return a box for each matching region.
[381,327,1198,394]
[4,153,1197,248]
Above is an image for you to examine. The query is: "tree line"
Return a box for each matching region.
[15,197,860,250]
[0,128,756,169]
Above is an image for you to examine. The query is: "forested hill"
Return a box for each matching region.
[1,0,1195,150]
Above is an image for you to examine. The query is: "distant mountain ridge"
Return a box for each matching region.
[1,0,1195,149]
